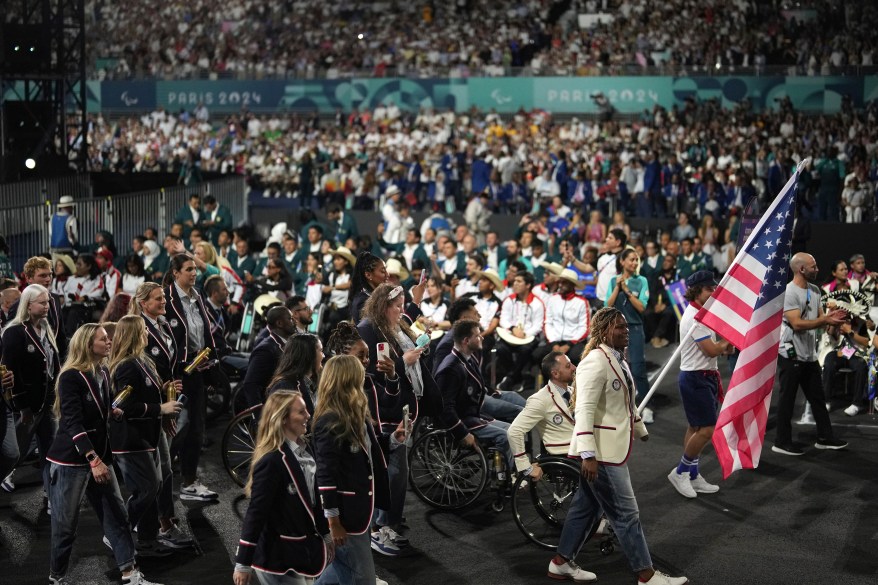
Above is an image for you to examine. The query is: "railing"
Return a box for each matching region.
[91,63,878,81]
[0,175,93,208]
[0,176,247,271]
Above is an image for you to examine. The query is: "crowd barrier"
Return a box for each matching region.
[0,176,247,270]
[0,175,93,208]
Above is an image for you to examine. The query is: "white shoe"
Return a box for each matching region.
[1,471,14,492]
[180,480,218,501]
[376,578,389,585]
[843,404,859,416]
[690,474,720,494]
[641,570,689,585]
[122,569,164,585]
[641,407,655,425]
[667,469,697,498]
[547,558,597,582]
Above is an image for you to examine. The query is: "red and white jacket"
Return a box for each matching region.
[544,292,590,344]
[499,292,545,338]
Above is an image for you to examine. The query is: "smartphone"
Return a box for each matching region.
[177,393,189,407]
[402,404,412,438]
[419,269,428,285]
[376,342,390,362]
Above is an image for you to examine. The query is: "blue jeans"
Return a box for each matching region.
[482,391,525,423]
[557,463,652,573]
[317,531,374,585]
[472,420,513,472]
[376,443,407,528]
[627,324,649,402]
[116,450,161,540]
[0,406,19,480]
[49,462,136,577]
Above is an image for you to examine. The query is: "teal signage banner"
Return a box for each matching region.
[79,76,875,115]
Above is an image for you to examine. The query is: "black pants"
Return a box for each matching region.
[645,305,676,342]
[775,357,834,446]
[822,352,868,405]
[170,370,205,482]
[532,340,587,367]
[496,338,540,384]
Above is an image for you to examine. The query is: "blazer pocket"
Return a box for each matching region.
[338,490,356,496]
[279,533,307,542]
[594,425,617,430]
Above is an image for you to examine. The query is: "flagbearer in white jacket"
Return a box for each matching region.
[667,270,732,499]
[559,307,688,585]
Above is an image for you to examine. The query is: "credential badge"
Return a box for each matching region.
[612,379,622,391]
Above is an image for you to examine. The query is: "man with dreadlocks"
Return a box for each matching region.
[565,307,688,585]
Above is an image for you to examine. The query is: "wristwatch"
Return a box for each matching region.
[86,452,98,463]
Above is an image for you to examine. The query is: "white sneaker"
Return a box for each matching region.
[547,558,597,582]
[370,528,401,557]
[843,404,859,416]
[1,471,14,492]
[797,403,815,425]
[381,526,409,548]
[690,474,720,494]
[641,570,688,585]
[180,480,218,501]
[122,569,164,585]
[667,469,697,498]
[376,578,389,585]
[641,407,655,425]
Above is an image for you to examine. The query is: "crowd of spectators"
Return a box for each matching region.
[85,91,878,224]
[87,0,878,80]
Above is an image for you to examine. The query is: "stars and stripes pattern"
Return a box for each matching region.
[695,166,801,478]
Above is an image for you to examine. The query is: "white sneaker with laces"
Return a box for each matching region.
[547,558,597,582]
[158,524,194,548]
[641,407,655,425]
[122,569,164,585]
[844,404,859,416]
[180,480,218,501]
[381,526,409,548]
[641,570,689,585]
[370,528,401,556]
[667,469,697,498]
[690,474,720,494]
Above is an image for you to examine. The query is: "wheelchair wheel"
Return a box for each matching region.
[512,458,581,550]
[205,370,231,423]
[221,405,262,487]
[408,429,487,510]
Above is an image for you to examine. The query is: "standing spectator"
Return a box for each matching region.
[46,323,162,585]
[174,193,202,240]
[200,196,233,245]
[233,391,330,585]
[594,229,627,309]
[49,196,78,255]
[0,237,13,279]
[772,253,848,456]
[605,249,651,422]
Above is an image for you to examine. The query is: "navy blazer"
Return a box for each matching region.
[8,292,67,358]
[144,316,177,382]
[267,377,315,418]
[241,331,286,408]
[236,442,328,577]
[164,284,218,368]
[314,413,390,535]
[357,318,442,421]
[1,322,60,413]
[109,359,164,453]
[46,367,113,465]
[204,302,231,357]
[435,349,492,441]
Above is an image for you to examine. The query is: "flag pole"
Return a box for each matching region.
[636,157,812,415]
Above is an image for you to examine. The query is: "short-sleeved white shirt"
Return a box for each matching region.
[680,304,718,371]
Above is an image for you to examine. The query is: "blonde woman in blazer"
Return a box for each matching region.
[562,308,687,585]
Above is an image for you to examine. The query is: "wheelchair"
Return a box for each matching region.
[221,403,262,487]
[407,428,508,512]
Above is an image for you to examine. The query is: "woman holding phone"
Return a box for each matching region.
[313,355,391,585]
[357,283,441,554]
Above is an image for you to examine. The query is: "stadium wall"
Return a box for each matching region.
[8,76,875,115]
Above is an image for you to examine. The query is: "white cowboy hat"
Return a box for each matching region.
[475,268,503,291]
[557,268,585,288]
[58,195,76,207]
[385,258,410,281]
[385,184,401,197]
[330,246,357,267]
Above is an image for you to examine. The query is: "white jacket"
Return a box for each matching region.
[544,293,590,343]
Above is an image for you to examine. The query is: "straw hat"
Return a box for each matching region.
[542,261,564,276]
[330,246,357,267]
[475,268,503,290]
[557,268,585,288]
[58,195,76,208]
[52,253,76,275]
[385,184,401,197]
[385,258,410,281]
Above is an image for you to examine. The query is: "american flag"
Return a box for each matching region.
[695,166,801,478]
